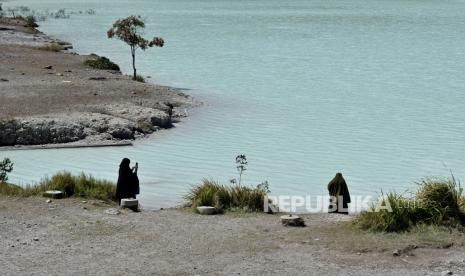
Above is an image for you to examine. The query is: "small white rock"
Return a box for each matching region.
[197,206,216,215]
[43,190,63,199]
[46,199,52,203]
[105,208,121,215]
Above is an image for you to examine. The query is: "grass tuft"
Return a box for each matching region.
[184,179,268,212]
[0,171,116,201]
[354,177,465,232]
[133,74,145,83]
[83,56,120,71]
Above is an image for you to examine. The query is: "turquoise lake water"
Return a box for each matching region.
[3,0,465,209]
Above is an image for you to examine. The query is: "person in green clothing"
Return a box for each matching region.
[327,172,351,214]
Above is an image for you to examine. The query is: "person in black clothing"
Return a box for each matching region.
[116,158,139,205]
[327,172,351,214]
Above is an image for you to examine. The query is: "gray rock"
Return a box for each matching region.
[120,199,139,211]
[105,208,121,215]
[109,127,134,140]
[150,112,172,128]
[0,118,86,146]
[197,206,216,215]
[281,214,305,227]
[0,98,191,147]
[441,271,453,276]
[392,249,400,256]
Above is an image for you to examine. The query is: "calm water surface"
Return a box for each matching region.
[3,0,465,208]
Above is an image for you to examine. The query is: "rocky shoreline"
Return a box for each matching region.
[0,17,197,149]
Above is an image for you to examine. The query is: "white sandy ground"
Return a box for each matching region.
[1,196,465,275]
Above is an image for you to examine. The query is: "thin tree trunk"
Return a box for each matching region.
[131,46,136,80]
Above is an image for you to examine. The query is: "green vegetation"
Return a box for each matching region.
[83,56,120,71]
[185,154,270,212]
[185,179,269,212]
[107,15,164,80]
[0,158,13,184]
[0,171,116,202]
[354,177,465,232]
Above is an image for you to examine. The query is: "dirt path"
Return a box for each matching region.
[1,196,464,275]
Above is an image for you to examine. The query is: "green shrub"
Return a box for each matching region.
[0,158,14,184]
[185,179,269,212]
[0,171,116,202]
[353,193,414,232]
[34,172,116,201]
[414,177,464,225]
[83,56,120,71]
[354,177,465,232]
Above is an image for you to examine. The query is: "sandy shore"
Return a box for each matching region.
[1,196,465,275]
[0,17,197,149]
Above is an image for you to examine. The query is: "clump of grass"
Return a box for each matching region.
[133,74,145,83]
[83,56,120,71]
[0,171,116,202]
[354,177,465,232]
[0,183,25,196]
[185,179,269,212]
[414,177,464,225]
[36,43,64,52]
[353,192,414,232]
